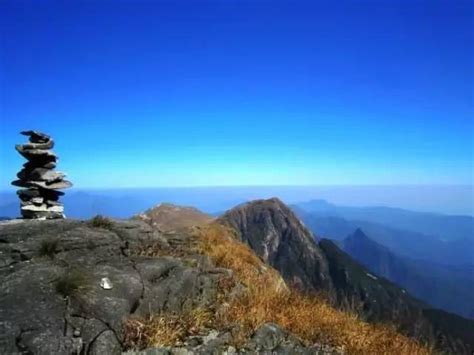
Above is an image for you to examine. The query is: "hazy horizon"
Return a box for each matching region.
[1,184,473,216]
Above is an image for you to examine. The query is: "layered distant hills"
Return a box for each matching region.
[295,199,474,243]
[341,229,474,319]
[293,200,474,319]
[299,213,474,267]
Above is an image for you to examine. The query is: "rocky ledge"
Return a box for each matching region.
[0,218,341,354]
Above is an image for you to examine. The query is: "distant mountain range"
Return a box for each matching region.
[293,200,474,319]
[341,229,474,319]
[293,200,474,266]
[296,199,474,242]
[301,213,474,266]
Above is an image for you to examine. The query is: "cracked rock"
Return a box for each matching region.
[0,218,224,354]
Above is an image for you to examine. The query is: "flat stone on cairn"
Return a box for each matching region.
[11,131,72,219]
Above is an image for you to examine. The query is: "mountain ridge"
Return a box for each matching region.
[341,228,474,319]
[294,205,474,318]
[295,199,474,242]
[221,198,474,354]
[220,198,332,291]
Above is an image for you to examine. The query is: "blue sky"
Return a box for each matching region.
[1,0,473,189]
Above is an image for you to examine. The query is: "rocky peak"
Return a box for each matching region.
[135,202,212,232]
[349,228,368,240]
[343,228,391,257]
[219,197,333,291]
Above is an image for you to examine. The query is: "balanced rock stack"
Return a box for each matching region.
[11,131,72,219]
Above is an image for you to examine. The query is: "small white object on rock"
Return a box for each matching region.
[100,277,113,290]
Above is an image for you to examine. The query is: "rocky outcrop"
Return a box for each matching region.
[11,131,72,219]
[219,198,333,291]
[0,218,224,354]
[135,203,212,232]
[0,216,341,355]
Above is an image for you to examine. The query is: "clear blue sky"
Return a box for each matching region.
[1,0,473,188]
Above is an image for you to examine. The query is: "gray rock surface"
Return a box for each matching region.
[23,161,57,169]
[17,188,64,201]
[15,145,58,161]
[17,167,65,183]
[20,204,65,219]
[0,217,348,355]
[0,219,226,355]
[28,180,73,190]
[124,323,343,355]
[21,130,51,143]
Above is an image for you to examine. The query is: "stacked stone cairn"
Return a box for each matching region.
[11,131,72,219]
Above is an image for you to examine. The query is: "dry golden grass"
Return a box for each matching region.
[123,221,432,354]
[123,307,213,349]
[136,203,213,232]
[194,222,432,355]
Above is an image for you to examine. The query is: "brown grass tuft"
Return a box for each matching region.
[39,238,60,259]
[123,308,213,350]
[88,215,113,230]
[55,269,91,298]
